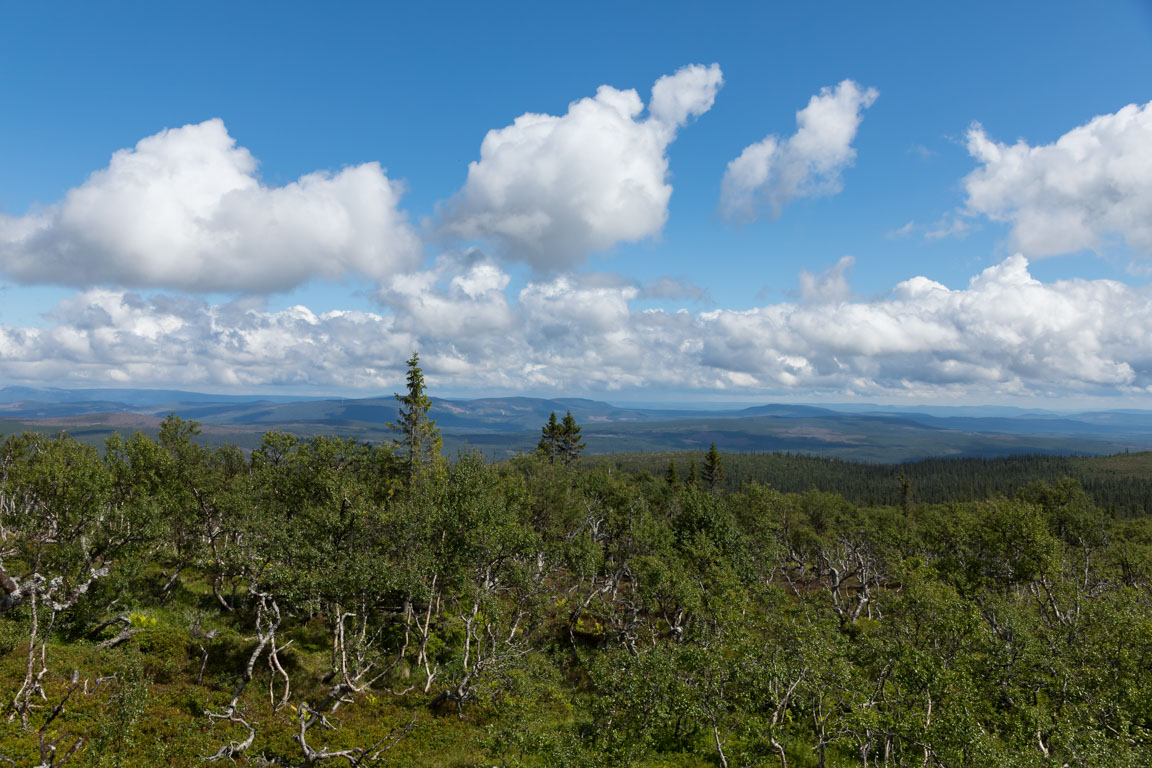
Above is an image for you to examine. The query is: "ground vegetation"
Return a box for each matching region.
[0,419,1150,765]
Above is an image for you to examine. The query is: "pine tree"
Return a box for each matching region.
[666,458,679,487]
[702,442,726,493]
[558,410,586,467]
[687,458,699,488]
[388,352,441,481]
[537,412,560,464]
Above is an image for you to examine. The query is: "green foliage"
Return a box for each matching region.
[2,421,1152,766]
[536,411,561,463]
[389,351,442,481]
[701,442,725,492]
[589,449,1152,516]
[88,657,152,767]
[558,410,586,467]
[537,410,586,468]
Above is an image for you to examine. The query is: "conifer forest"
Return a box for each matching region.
[1,364,1151,766]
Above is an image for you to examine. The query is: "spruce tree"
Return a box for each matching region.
[666,458,679,487]
[388,352,441,481]
[558,410,586,467]
[702,442,726,492]
[898,469,913,512]
[687,458,699,488]
[537,412,560,464]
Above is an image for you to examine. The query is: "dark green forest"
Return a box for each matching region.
[3,408,1152,765]
[591,450,1152,518]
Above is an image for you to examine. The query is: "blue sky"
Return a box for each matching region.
[1,1,1151,406]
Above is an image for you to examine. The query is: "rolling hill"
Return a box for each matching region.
[2,386,1152,462]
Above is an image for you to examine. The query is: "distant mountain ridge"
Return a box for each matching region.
[2,386,1152,463]
[0,385,324,406]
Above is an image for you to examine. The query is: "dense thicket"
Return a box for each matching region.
[1,419,1151,766]
[592,451,1152,517]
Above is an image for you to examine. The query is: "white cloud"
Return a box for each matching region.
[649,64,726,130]
[798,255,853,303]
[0,119,422,292]
[440,64,723,270]
[0,289,415,389]
[721,80,878,220]
[377,253,514,343]
[962,101,1152,258]
[4,255,1152,400]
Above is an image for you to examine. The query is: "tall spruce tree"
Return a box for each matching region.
[388,352,441,480]
[666,458,679,487]
[898,468,914,512]
[702,442,726,492]
[558,410,586,467]
[537,412,561,464]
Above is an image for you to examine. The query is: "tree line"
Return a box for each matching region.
[594,450,1152,517]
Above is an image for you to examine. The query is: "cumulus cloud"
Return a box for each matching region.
[0,119,422,292]
[962,101,1152,258]
[377,252,515,345]
[721,80,878,220]
[440,63,723,270]
[0,290,416,389]
[4,255,1152,399]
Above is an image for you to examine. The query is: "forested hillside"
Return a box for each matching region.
[2,419,1152,766]
[592,451,1152,517]
[7,387,1152,463]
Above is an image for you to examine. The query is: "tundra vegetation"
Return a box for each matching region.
[1,389,1152,764]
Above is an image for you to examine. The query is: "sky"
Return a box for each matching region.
[1,1,1151,407]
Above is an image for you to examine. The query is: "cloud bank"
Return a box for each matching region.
[963,100,1152,258]
[0,119,422,292]
[721,80,878,220]
[3,77,1151,404]
[3,256,1150,400]
[441,64,723,270]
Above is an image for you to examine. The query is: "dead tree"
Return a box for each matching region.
[8,562,109,728]
[204,591,282,761]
